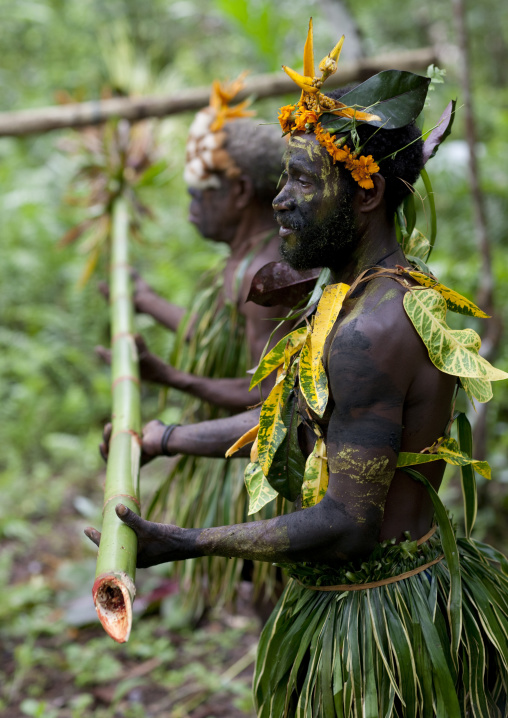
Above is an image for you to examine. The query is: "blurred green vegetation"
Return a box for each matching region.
[1,0,507,714]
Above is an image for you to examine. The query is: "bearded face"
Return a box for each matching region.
[273,135,358,272]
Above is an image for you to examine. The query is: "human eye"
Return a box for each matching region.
[297,174,313,188]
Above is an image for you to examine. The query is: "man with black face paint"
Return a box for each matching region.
[88,28,508,717]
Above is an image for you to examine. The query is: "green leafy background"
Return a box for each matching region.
[1,0,508,715]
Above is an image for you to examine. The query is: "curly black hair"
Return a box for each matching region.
[327,87,424,215]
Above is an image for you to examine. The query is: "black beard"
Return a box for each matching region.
[277,196,358,272]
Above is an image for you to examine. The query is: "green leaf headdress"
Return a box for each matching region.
[278,19,431,189]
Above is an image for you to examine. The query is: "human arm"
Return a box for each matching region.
[100,408,261,465]
[92,288,417,567]
[99,273,187,332]
[96,335,261,411]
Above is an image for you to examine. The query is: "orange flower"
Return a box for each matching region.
[294,108,320,131]
[350,154,380,189]
[278,104,296,133]
[329,144,349,164]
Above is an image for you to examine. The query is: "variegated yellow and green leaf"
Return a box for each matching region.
[249,327,308,391]
[312,282,349,360]
[299,331,328,417]
[408,272,489,318]
[403,289,508,382]
[250,434,259,463]
[397,436,491,479]
[299,282,349,417]
[258,362,298,476]
[265,392,305,501]
[225,422,259,458]
[461,376,493,405]
[403,229,430,261]
[301,437,329,508]
[244,461,278,515]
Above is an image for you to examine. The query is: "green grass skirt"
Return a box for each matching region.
[254,535,508,717]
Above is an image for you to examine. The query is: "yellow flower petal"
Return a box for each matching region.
[282,65,318,94]
[303,18,315,78]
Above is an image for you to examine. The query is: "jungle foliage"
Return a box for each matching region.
[1,0,507,714]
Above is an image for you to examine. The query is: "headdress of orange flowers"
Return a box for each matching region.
[278,19,432,189]
[208,72,256,131]
[185,73,256,190]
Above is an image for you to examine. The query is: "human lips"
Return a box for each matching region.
[274,213,296,238]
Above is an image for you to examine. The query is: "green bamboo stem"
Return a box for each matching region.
[92,197,141,643]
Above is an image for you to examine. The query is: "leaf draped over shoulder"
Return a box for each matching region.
[299,282,349,417]
[408,272,489,318]
[403,289,508,404]
[249,327,308,391]
[258,361,298,477]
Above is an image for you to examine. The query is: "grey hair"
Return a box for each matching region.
[223,119,286,201]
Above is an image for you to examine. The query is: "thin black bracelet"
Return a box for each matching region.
[161,424,180,456]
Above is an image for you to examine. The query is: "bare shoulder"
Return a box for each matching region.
[328,276,427,388]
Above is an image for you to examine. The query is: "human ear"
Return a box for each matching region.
[357,173,385,213]
[233,174,255,210]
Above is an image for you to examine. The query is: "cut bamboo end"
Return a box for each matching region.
[92,572,136,643]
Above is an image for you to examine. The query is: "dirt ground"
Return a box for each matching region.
[0,470,260,718]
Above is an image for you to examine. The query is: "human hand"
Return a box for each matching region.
[131,270,157,314]
[97,270,156,314]
[99,419,170,466]
[84,504,200,568]
[95,335,173,385]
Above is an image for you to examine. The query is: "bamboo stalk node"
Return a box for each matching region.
[93,571,136,643]
[102,493,141,514]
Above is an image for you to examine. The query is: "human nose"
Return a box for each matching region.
[273,188,296,212]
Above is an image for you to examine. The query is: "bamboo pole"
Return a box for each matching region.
[92,197,142,643]
[0,47,441,137]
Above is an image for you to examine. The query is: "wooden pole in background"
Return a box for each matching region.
[0,47,440,137]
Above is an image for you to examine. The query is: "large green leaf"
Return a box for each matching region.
[299,331,329,418]
[320,71,431,133]
[408,271,489,318]
[460,376,493,405]
[257,361,297,476]
[299,282,349,417]
[397,436,491,479]
[403,288,508,384]
[456,413,477,539]
[244,461,278,515]
[301,436,328,508]
[249,326,308,391]
[265,392,305,501]
[403,468,462,668]
[402,229,431,262]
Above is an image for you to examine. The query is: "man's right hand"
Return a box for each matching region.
[99,419,169,466]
